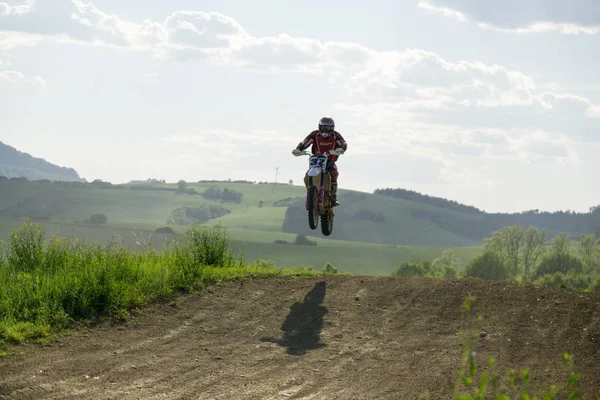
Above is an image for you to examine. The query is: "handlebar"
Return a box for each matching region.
[295,150,344,156]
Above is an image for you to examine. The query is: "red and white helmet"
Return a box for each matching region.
[318,117,335,137]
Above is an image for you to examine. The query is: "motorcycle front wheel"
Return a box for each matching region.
[307,186,319,230]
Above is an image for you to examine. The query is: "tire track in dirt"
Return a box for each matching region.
[1,276,599,399]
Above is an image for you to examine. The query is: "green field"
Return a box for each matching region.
[0,216,479,276]
[0,179,485,275]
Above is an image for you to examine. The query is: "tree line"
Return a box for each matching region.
[393,225,600,292]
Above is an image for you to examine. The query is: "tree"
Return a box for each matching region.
[483,225,525,278]
[433,249,461,270]
[465,252,509,281]
[550,232,571,256]
[534,253,584,279]
[521,226,546,280]
[177,180,187,192]
[578,234,599,273]
[392,261,426,277]
[289,179,294,185]
[89,213,107,224]
[532,232,582,280]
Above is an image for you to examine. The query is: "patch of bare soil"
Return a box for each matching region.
[1,276,599,399]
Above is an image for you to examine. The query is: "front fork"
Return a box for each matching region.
[305,171,326,210]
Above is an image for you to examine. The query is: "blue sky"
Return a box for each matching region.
[1,0,599,213]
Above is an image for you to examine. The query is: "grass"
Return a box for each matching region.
[0,216,481,276]
[0,179,479,246]
[0,222,324,351]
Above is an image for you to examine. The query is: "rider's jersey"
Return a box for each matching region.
[296,130,348,163]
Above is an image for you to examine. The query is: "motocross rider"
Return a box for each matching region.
[292,117,347,207]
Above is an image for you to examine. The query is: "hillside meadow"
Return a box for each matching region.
[0,179,486,274]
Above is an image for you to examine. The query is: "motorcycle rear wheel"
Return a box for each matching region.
[321,212,334,236]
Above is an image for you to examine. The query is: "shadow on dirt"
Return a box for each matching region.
[260,281,328,356]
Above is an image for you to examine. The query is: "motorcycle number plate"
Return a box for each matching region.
[309,155,327,169]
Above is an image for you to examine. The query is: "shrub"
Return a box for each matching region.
[294,234,317,246]
[464,252,509,281]
[167,226,239,289]
[176,180,187,192]
[534,272,593,291]
[322,262,338,274]
[202,187,243,204]
[88,214,108,224]
[533,252,584,280]
[155,226,175,234]
[442,266,458,278]
[8,223,45,273]
[167,206,230,225]
[391,261,426,277]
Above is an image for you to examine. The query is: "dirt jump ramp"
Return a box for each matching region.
[1,276,599,399]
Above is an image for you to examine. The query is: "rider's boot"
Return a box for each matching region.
[331,182,340,207]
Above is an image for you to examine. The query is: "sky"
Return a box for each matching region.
[1,0,599,213]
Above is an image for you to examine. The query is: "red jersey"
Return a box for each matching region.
[296,130,348,163]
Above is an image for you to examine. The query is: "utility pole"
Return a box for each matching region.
[272,167,279,193]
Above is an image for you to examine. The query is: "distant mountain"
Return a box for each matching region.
[0,141,82,182]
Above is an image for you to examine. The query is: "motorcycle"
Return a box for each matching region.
[296,150,338,236]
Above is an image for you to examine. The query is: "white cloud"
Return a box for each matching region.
[0,1,598,117]
[0,1,32,16]
[0,69,45,85]
[512,22,600,35]
[417,1,468,22]
[0,30,43,49]
[419,0,600,35]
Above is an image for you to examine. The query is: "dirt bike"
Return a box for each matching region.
[297,150,337,236]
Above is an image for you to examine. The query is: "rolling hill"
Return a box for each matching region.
[0,179,598,248]
[0,141,82,182]
[0,177,598,275]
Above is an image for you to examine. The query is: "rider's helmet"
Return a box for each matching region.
[318,117,335,137]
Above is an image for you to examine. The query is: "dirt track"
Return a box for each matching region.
[1,276,599,399]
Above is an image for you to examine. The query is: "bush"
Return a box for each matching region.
[391,261,426,277]
[155,226,175,234]
[171,226,237,268]
[322,262,338,274]
[176,180,187,193]
[294,234,317,246]
[167,206,230,225]
[202,187,243,204]
[8,223,45,273]
[533,252,584,280]
[534,272,593,291]
[88,214,108,224]
[442,265,458,278]
[464,252,509,281]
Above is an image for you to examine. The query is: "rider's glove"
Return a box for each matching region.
[330,148,345,156]
[292,148,303,156]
